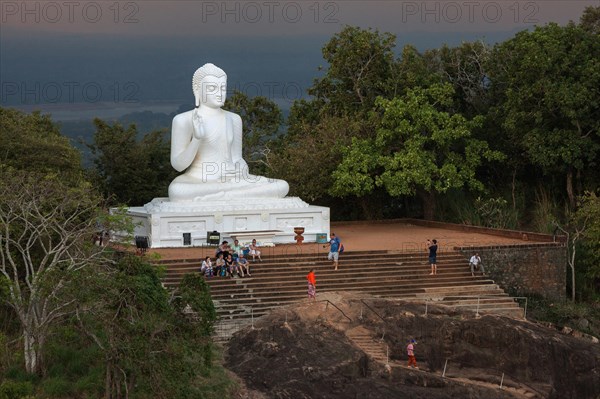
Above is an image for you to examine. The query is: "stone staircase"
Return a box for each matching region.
[345,324,541,398]
[153,249,524,339]
[346,325,389,363]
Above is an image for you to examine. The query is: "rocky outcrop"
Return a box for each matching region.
[225,292,600,399]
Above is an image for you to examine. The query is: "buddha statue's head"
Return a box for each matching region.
[192,63,227,109]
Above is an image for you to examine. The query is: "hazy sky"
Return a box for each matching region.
[2,0,595,35]
[1,0,597,120]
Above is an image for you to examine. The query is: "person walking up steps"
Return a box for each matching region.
[306,269,316,301]
[427,239,438,275]
[325,233,341,271]
[407,339,418,369]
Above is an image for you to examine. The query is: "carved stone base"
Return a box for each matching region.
[120,197,330,248]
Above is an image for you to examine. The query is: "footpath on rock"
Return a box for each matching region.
[224,292,600,399]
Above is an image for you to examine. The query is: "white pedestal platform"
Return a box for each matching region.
[123,197,330,248]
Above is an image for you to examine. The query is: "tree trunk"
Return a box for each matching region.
[566,168,575,209]
[420,191,436,221]
[511,168,517,210]
[570,242,577,302]
[23,329,44,375]
[358,196,383,220]
[571,263,576,302]
[105,362,112,399]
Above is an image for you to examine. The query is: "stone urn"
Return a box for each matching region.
[294,227,305,245]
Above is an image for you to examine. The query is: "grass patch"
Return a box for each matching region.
[526,295,600,338]
[193,344,239,399]
[0,380,34,399]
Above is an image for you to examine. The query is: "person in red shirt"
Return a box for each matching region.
[306,269,316,301]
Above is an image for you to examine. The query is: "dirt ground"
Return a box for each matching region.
[148,220,532,260]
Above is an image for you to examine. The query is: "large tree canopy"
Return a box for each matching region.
[331,83,503,220]
[224,91,283,174]
[87,119,176,206]
[0,107,82,178]
[309,26,398,116]
[489,21,600,207]
[76,256,217,397]
[0,168,109,375]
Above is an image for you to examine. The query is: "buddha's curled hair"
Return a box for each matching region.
[192,63,227,93]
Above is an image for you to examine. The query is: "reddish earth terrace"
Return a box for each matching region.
[149,219,555,260]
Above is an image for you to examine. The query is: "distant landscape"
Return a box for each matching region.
[1,28,525,152]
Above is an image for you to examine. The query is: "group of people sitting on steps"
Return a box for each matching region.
[200,239,262,279]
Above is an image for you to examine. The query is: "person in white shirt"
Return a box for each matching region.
[200,256,213,278]
[469,252,486,276]
[248,239,262,262]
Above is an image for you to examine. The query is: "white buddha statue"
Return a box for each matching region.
[168,63,289,202]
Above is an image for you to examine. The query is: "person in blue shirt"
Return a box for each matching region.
[427,239,438,275]
[238,253,251,277]
[326,233,341,271]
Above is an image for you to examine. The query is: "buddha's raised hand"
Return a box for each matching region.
[192,109,206,139]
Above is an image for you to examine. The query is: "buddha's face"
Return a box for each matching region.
[198,75,227,108]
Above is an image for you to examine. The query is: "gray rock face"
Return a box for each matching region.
[578,318,590,330]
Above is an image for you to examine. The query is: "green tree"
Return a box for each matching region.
[396,44,440,94]
[87,119,176,205]
[331,83,503,220]
[555,192,600,301]
[76,256,216,398]
[577,192,600,300]
[489,21,600,208]
[272,115,362,202]
[0,107,82,178]
[309,26,398,116]
[579,5,600,34]
[224,91,283,174]
[285,99,326,138]
[173,273,216,336]
[425,41,493,116]
[279,26,401,214]
[0,168,112,375]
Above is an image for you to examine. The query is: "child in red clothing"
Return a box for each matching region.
[407,339,418,369]
[306,269,316,301]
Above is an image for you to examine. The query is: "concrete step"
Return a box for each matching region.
[163,265,472,280]
[154,249,465,264]
[213,301,524,324]
[160,257,468,274]
[164,270,477,286]
[184,283,501,306]
[211,288,512,317]
[163,259,465,272]
[155,248,525,341]
[347,326,389,359]
[167,265,465,278]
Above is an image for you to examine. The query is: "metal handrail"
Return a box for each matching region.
[423,295,528,319]
[359,299,385,322]
[359,299,387,340]
[317,300,353,322]
[213,299,352,340]
[441,357,547,397]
